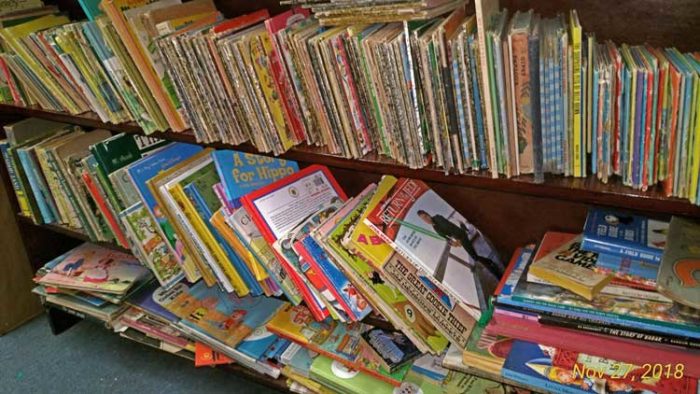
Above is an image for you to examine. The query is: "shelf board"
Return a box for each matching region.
[2,104,699,217]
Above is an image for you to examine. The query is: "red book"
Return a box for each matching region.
[264,8,311,143]
[241,165,347,321]
[81,170,129,248]
[487,310,700,378]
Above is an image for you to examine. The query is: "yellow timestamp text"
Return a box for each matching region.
[572,363,685,380]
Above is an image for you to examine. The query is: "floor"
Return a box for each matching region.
[0,314,281,394]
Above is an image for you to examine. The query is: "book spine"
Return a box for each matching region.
[81,170,129,248]
[512,32,534,174]
[538,314,700,350]
[17,148,56,223]
[1,142,33,219]
[580,236,661,263]
[529,29,544,183]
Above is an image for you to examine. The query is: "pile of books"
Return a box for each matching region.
[483,208,700,393]
[6,116,529,391]
[1,1,699,203]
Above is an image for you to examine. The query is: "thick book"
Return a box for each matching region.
[364,177,503,317]
[581,208,668,263]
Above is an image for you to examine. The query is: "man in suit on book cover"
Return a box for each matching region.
[417,210,503,282]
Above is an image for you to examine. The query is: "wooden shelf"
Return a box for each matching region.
[1,104,699,218]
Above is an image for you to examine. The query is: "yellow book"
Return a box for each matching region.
[0,15,82,113]
[570,10,583,177]
[100,0,188,131]
[282,367,335,394]
[345,175,397,270]
[147,151,215,285]
[210,208,268,281]
[687,74,700,203]
[529,257,613,301]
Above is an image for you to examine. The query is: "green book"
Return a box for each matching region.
[309,356,394,394]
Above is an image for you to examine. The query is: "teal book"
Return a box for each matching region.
[17,140,61,223]
[77,0,102,20]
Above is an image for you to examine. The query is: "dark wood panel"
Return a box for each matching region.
[503,0,700,52]
[1,104,698,218]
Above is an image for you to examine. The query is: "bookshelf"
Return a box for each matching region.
[1,0,699,391]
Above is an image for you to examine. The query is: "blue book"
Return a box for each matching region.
[264,337,290,363]
[468,35,488,169]
[620,65,631,183]
[211,150,298,210]
[502,340,596,394]
[183,182,263,296]
[300,235,372,321]
[126,280,180,323]
[77,0,102,20]
[595,252,660,280]
[236,327,281,361]
[581,208,668,263]
[529,22,543,183]
[126,142,202,265]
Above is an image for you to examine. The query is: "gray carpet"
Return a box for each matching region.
[0,315,281,394]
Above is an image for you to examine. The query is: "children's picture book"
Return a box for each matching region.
[581,208,668,263]
[125,280,179,323]
[155,281,286,349]
[657,217,700,309]
[127,142,203,276]
[194,342,233,367]
[38,243,152,295]
[310,356,394,394]
[119,201,184,289]
[364,178,502,317]
[360,328,421,373]
[212,149,298,209]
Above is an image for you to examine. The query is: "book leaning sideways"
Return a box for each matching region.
[364,178,504,318]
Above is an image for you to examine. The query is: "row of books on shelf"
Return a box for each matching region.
[7,116,699,393]
[0,0,699,203]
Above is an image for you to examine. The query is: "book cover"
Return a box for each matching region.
[126,142,202,277]
[211,149,298,209]
[310,356,394,394]
[125,279,179,323]
[38,243,152,295]
[155,281,285,349]
[502,340,598,394]
[119,202,184,289]
[360,328,421,373]
[194,342,233,367]
[365,178,503,316]
[657,217,700,309]
[581,208,668,263]
[321,187,449,354]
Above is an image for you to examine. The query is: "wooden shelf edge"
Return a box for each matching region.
[2,104,699,217]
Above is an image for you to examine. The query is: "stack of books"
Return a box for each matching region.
[0,1,698,203]
[7,116,529,391]
[484,208,700,393]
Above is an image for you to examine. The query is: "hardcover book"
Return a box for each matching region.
[581,208,668,263]
[364,177,503,316]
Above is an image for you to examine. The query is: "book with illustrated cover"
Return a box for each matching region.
[321,186,449,354]
[211,149,298,209]
[657,217,700,309]
[581,208,668,263]
[364,177,503,317]
[119,201,184,289]
[38,242,152,295]
[127,142,203,281]
[155,281,286,349]
[360,328,421,373]
[309,356,394,394]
